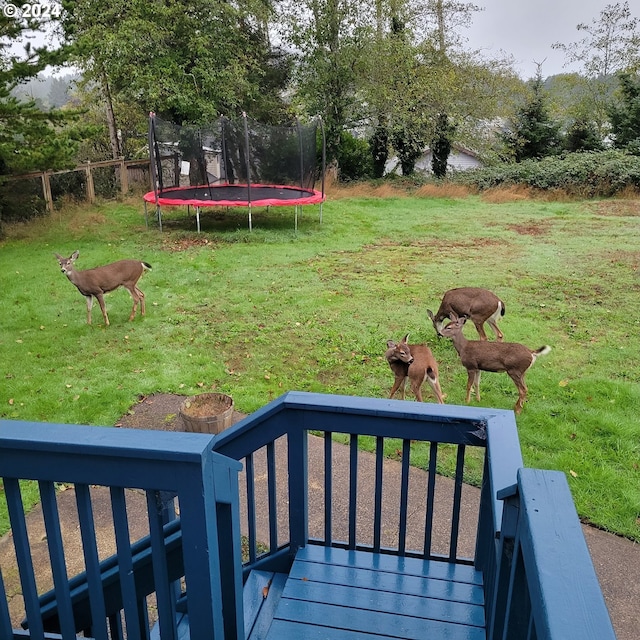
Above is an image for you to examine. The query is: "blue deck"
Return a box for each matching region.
[0,392,616,639]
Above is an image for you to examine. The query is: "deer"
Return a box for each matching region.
[440,312,550,414]
[427,287,505,341]
[385,334,445,404]
[55,251,152,326]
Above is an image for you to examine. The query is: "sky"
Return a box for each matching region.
[461,0,614,79]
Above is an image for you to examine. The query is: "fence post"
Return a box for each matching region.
[41,171,53,214]
[84,162,95,204]
[119,157,129,195]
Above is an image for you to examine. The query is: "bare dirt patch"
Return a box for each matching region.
[507,220,552,236]
[590,200,640,217]
[162,236,217,252]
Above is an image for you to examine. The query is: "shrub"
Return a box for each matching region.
[452,150,640,197]
[337,131,374,182]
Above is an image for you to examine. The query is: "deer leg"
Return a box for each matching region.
[465,370,476,403]
[473,321,489,341]
[487,312,504,341]
[425,372,444,404]
[509,372,528,414]
[95,293,109,326]
[125,285,141,321]
[85,296,93,325]
[389,376,406,399]
[466,370,481,402]
[410,379,424,402]
[135,286,146,316]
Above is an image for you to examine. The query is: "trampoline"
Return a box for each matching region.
[144,113,326,232]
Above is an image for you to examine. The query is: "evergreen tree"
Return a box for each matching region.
[608,72,640,154]
[431,112,455,177]
[0,18,79,175]
[502,71,563,161]
[564,118,605,152]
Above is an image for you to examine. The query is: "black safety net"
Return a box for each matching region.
[148,114,323,198]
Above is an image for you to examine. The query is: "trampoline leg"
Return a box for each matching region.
[196,206,201,233]
[144,201,149,229]
[156,205,163,232]
[295,205,298,232]
[248,205,252,232]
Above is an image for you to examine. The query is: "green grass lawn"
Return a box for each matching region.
[1,191,639,541]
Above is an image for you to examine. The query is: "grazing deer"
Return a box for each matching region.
[385,334,445,404]
[440,312,550,414]
[427,287,505,341]
[55,251,152,326]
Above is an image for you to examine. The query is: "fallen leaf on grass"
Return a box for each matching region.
[569,470,578,478]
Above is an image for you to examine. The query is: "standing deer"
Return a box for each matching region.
[427,287,505,341]
[440,312,550,414]
[385,334,445,404]
[55,251,152,326]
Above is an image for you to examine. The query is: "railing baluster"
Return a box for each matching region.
[0,569,13,640]
[39,480,76,639]
[398,439,411,555]
[266,441,278,550]
[423,441,438,557]
[323,432,333,546]
[75,483,109,640]
[449,444,466,561]
[110,487,142,640]
[146,491,177,640]
[245,453,258,563]
[372,436,384,553]
[4,478,45,638]
[348,435,358,548]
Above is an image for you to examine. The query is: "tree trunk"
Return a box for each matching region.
[102,73,121,160]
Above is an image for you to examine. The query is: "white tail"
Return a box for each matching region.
[55,250,152,326]
[427,287,505,341]
[440,313,550,414]
[385,334,444,404]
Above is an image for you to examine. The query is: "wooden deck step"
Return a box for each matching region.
[150,570,288,640]
[264,545,486,640]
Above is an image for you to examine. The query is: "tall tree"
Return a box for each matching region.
[608,72,640,154]
[60,0,291,157]
[277,0,372,170]
[0,15,79,175]
[552,2,640,138]
[502,69,563,161]
[552,2,640,78]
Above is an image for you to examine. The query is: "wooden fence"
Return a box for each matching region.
[4,158,153,213]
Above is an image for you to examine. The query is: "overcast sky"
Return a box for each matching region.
[461,0,616,79]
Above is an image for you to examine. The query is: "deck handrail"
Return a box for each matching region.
[212,392,522,579]
[0,420,243,640]
[488,468,616,640]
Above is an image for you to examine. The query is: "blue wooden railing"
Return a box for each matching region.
[0,392,615,639]
[0,421,243,640]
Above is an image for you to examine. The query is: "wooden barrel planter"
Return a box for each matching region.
[179,392,234,435]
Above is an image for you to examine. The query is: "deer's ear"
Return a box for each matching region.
[402,333,409,343]
[387,340,397,349]
[71,250,80,261]
[449,311,459,321]
[426,310,434,320]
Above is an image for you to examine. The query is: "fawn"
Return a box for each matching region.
[385,334,444,404]
[55,251,152,325]
[428,287,505,341]
[440,312,550,414]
